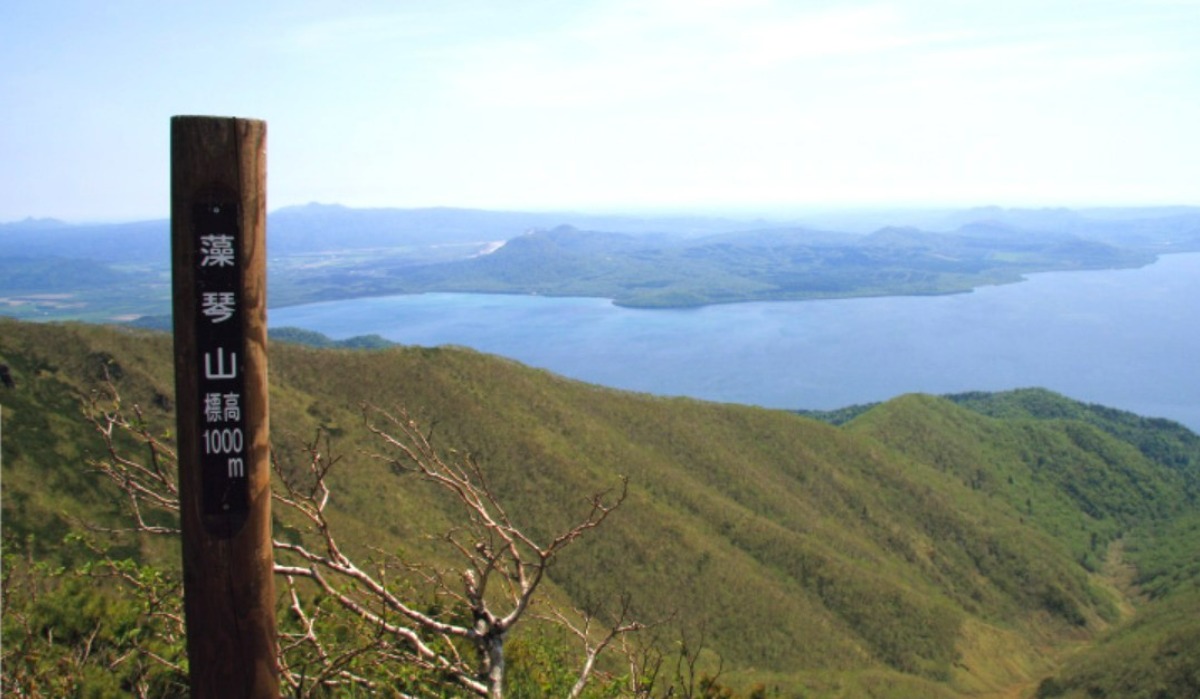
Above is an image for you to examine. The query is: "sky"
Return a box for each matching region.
[2,0,1197,223]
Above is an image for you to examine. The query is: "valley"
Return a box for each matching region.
[3,204,1199,696]
[2,317,1198,697]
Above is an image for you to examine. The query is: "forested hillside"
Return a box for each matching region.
[2,317,1197,697]
[387,222,1157,308]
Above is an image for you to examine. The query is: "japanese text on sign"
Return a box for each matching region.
[193,201,249,516]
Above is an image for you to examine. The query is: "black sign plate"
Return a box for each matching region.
[192,200,249,517]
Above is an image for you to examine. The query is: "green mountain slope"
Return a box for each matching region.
[2,317,1197,697]
[946,388,1200,497]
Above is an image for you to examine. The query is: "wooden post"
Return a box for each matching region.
[171,116,277,698]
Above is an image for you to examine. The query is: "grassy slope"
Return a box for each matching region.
[2,317,1198,697]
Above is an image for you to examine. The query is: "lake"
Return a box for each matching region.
[271,252,1200,431]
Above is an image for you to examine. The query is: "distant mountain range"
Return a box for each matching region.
[3,204,1199,318]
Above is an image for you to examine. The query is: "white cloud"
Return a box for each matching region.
[2,0,1197,219]
[446,2,936,107]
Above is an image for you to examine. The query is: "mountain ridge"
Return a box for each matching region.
[2,317,1197,697]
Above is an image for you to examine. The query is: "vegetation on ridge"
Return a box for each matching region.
[2,317,1198,697]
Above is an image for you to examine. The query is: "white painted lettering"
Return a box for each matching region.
[201,291,236,323]
[203,428,244,455]
[223,392,241,421]
[199,234,236,267]
[203,348,238,380]
[204,392,222,422]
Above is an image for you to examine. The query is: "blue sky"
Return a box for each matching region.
[2,0,1197,222]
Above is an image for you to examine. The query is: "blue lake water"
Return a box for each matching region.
[271,253,1200,431]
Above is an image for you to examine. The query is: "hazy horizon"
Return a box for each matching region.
[3,1,1197,222]
[5,200,1200,230]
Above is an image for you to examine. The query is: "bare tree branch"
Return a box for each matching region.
[74,383,640,698]
[82,380,181,536]
[535,593,650,699]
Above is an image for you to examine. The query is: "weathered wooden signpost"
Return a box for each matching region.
[171,115,278,698]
